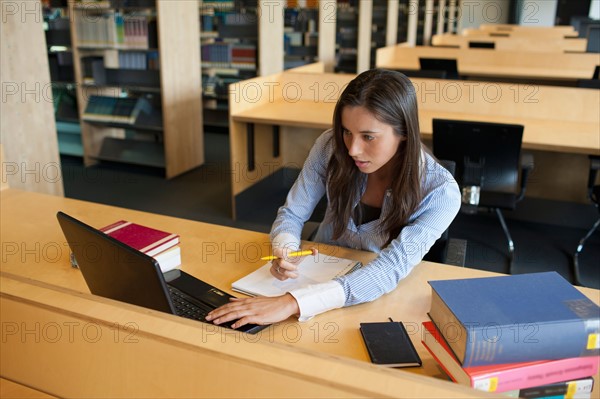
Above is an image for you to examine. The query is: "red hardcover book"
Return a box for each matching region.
[421,321,599,393]
[100,220,179,257]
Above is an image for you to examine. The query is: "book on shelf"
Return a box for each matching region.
[428,272,600,367]
[421,321,599,394]
[231,254,362,297]
[75,8,157,49]
[360,321,422,368]
[83,95,152,125]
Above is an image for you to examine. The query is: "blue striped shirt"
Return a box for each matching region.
[271,129,461,307]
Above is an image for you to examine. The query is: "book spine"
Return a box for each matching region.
[470,356,599,393]
[462,321,600,367]
[512,377,594,399]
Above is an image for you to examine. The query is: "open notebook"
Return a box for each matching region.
[232,254,362,297]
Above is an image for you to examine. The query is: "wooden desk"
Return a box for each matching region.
[431,33,588,52]
[376,45,600,82]
[0,188,527,398]
[229,71,600,217]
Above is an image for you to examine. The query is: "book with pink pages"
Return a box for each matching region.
[421,321,599,394]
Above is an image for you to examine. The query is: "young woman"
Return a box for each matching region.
[206,69,461,328]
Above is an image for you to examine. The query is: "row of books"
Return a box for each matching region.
[423,272,600,397]
[201,42,256,66]
[118,50,159,70]
[83,95,152,125]
[75,10,157,48]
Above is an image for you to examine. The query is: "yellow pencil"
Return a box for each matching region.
[260,250,313,261]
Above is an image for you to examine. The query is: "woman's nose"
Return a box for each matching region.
[347,136,362,157]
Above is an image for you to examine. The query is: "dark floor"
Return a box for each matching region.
[61,132,600,289]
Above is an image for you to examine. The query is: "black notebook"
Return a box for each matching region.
[359,321,422,368]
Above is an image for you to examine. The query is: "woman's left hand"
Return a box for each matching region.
[205,294,300,329]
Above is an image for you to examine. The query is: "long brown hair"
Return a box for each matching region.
[327,69,423,246]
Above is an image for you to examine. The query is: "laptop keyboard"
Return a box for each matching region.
[168,286,213,322]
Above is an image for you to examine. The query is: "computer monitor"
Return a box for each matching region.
[418,57,459,80]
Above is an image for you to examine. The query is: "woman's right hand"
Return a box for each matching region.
[269,247,318,281]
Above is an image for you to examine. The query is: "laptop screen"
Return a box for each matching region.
[57,211,175,313]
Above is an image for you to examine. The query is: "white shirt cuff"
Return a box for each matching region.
[289,280,346,321]
[272,233,301,251]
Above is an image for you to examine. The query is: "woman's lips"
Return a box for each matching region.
[354,160,369,168]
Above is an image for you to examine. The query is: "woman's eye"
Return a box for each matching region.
[343,129,351,136]
[363,135,374,141]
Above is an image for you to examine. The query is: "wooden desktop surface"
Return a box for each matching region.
[0,188,518,398]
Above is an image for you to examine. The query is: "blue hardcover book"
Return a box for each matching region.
[428,272,600,367]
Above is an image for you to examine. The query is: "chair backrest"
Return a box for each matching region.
[431,119,524,195]
[422,158,456,264]
[418,57,459,79]
[468,41,495,49]
[586,25,600,53]
[397,69,447,79]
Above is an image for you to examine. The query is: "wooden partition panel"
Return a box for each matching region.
[464,25,578,39]
[431,33,587,52]
[477,24,577,35]
[376,45,600,81]
[2,273,504,399]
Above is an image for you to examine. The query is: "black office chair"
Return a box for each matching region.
[432,119,534,274]
[422,159,467,266]
[586,25,600,53]
[573,156,600,286]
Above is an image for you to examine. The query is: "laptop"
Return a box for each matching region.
[57,211,266,334]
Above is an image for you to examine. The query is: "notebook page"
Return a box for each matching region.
[232,254,362,297]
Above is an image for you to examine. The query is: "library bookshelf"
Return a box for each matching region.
[69,0,203,178]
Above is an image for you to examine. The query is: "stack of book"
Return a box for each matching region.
[423,272,600,398]
[99,220,181,273]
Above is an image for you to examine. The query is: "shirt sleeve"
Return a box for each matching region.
[270,130,333,247]
[335,157,462,306]
[288,280,346,321]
